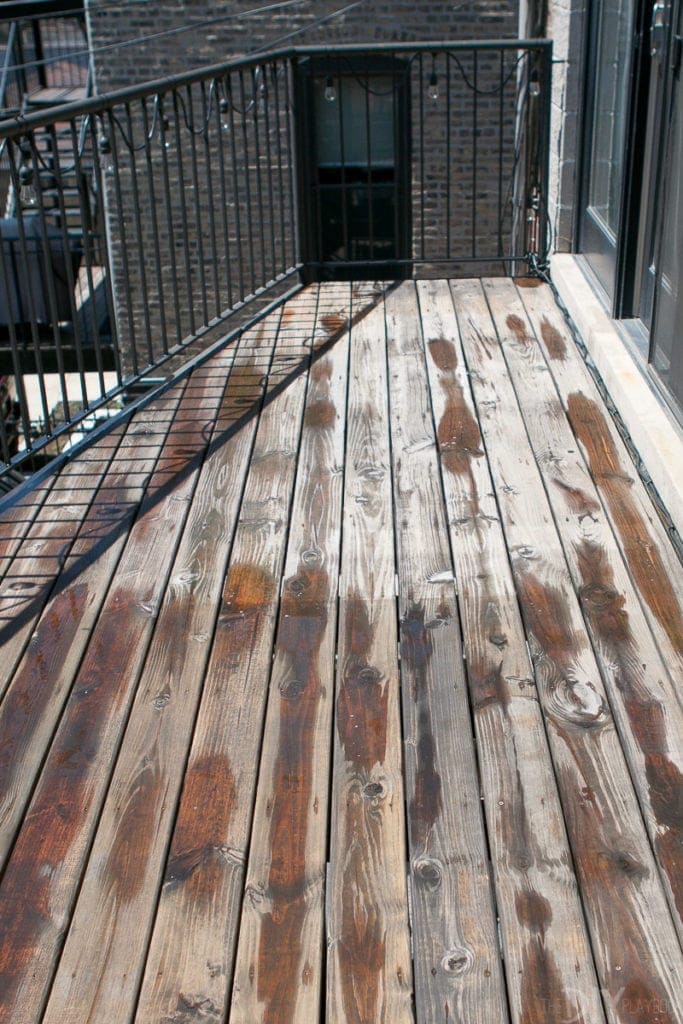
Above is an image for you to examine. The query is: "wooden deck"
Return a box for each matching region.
[0,278,681,1024]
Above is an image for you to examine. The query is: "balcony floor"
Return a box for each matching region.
[0,278,682,1024]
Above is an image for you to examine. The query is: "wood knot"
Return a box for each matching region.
[363,781,385,801]
[356,665,383,686]
[441,947,474,975]
[278,676,306,700]
[414,857,442,891]
[301,548,322,566]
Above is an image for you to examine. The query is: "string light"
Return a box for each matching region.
[428,70,439,101]
[529,70,540,97]
[98,132,115,176]
[220,97,231,131]
[324,75,337,102]
[19,166,38,208]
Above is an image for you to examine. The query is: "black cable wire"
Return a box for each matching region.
[0,0,317,75]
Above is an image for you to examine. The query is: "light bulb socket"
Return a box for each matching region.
[428,71,439,101]
[98,133,115,176]
[324,75,337,102]
[219,97,230,131]
[19,167,38,208]
[529,71,540,97]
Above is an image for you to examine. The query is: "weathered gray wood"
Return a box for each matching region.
[327,294,414,1024]
[484,276,683,941]
[385,281,508,1023]
[516,278,683,684]
[452,277,683,1023]
[228,284,351,1024]
[39,314,288,1024]
[418,278,606,1024]
[0,366,230,1024]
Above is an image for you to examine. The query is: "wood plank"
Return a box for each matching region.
[40,306,296,1024]
[0,477,54,581]
[418,278,606,1024]
[0,425,126,702]
[0,386,186,871]
[484,276,683,941]
[134,287,357,1024]
[228,283,351,1023]
[516,278,683,684]
[327,292,413,1024]
[385,282,508,1023]
[0,363,232,1024]
[451,277,683,1023]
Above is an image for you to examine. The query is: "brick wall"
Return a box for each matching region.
[85,1,522,374]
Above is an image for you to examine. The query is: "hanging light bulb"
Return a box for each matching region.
[324,75,337,102]
[19,165,38,208]
[98,132,115,176]
[161,115,172,150]
[428,70,439,101]
[219,97,231,132]
[529,70,540,98]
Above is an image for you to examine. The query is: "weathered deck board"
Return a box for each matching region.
[134,287,352,1024]
[0,387,186,873]
[40,307,299,1023]
[0,279,680,1024]
[228,284,351,1024]
[327,295,413,1023]
[485,276,683,942]
[0,369,229,1024]
[0,425,126,701]
[452,277,683,1022]
[418,278,606,1024]
[385,282,508,1024]
[516,279,683,684]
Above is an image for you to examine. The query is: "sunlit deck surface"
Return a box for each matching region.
[0,278,682,1024]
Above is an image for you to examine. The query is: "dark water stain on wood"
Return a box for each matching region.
[575,538,683,923]
[519,935,582,1024]
[106,757,163,901]
[515,890,552,937]
[0,586,153,1016]
[401,604,443,847]
[506,313,530,344]
[567,392,683,657]
[468,660,511,714]
[540,317,568,361]
[337,595,388,771]
[559,759,676,1024]
[428,335,483,514]
[553,479,601,521]
[515,277,543,289]
[321,313,348,335]
[163,754,236,901]
[256,564,329,1022]
[0,582,89,804]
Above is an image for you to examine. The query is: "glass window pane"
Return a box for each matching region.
[314,75,395,168]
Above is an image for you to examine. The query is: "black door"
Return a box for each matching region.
[296,56,411,281]
[648,0,683,411]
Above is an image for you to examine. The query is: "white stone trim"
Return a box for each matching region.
[550,252,683,539]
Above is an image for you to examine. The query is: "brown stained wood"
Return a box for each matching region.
[0,368,233,1024]
[418,278,606,1024]
[516,280,683,682]
[39,312,293,1024]
[328,300,413,1024]
[0,426,128,702]
[484,277,683,940]
[451,278,683,1023]
[228,285,350,1024]
[133,288,326,1024]
[0,398,181,871]
[385,282,508,1023]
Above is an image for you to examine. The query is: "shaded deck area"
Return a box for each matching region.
[0,278,681,1024]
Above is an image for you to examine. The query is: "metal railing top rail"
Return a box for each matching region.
[0,37,552,139]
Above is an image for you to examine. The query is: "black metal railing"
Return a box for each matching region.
[0,38,551,479]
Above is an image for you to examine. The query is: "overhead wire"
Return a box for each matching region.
[0,0,320,75]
